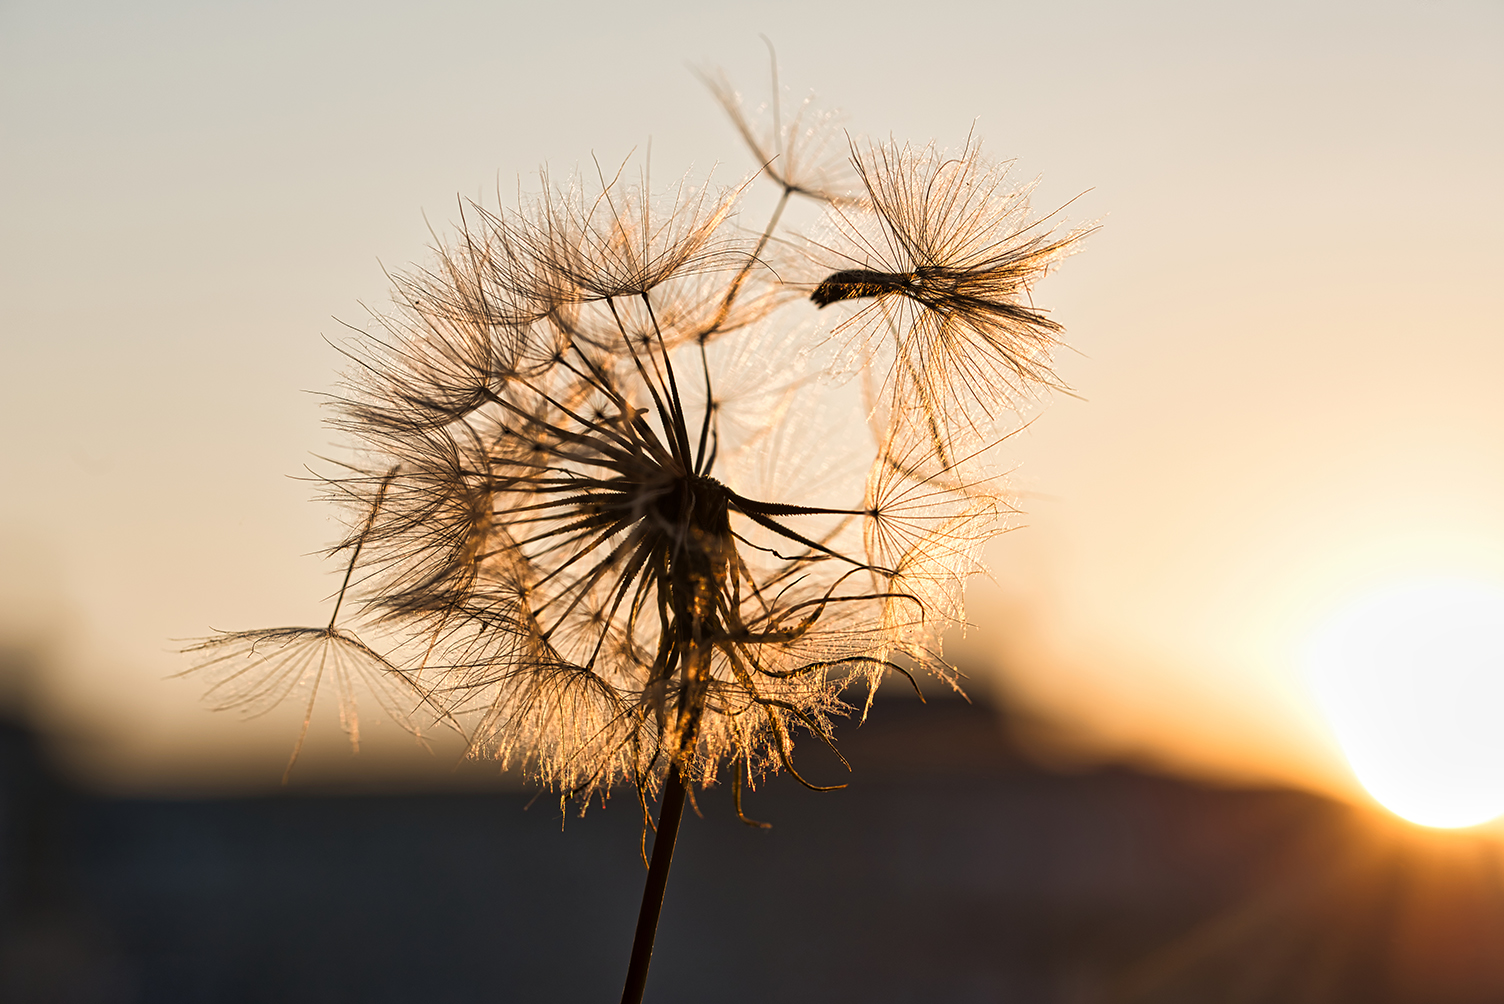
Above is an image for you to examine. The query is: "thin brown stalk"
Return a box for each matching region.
[619,765,689,1004]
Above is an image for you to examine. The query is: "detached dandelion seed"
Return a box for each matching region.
[183,54,1089,1004]
[808,135,1095,457]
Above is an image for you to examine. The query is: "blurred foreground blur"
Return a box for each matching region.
[3,685,1503,1003]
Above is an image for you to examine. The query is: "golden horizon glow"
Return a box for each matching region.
[1305,579,1504,829]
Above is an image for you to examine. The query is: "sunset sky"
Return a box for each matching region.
[2,1,1500,807]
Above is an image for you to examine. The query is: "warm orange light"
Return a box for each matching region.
[1305,579,1504,828]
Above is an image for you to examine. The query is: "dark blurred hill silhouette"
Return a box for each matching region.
[3,683,1504,1003]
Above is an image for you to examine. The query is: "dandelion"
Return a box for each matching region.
[184,57,1087,1004]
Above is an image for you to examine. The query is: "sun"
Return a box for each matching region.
[1304,578,1504,828]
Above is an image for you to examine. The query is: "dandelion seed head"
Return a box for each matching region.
[184,70,1087,808]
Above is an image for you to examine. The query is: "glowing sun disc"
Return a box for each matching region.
[1305,578,1504,828]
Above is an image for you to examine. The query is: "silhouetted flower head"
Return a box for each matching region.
[186,68,1087,814]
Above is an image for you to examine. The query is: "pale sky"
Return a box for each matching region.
[2,0,1500,797]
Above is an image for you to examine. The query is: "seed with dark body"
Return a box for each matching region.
[810,269,914,307]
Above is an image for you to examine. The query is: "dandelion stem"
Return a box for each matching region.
[619,765,688,1004]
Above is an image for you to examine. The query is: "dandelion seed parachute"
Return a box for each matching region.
[697,65,859,205]
[180,627,424,777]
[807,137,1094,454]
[180,469,434,780]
